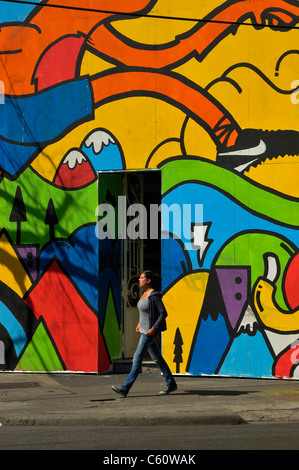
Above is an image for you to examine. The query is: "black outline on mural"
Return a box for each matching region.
[145,137,182,168]
[159,158,299,228]
[16,316,67,371]
[2,0,299,375]
[17,222,112,372]
[49,127,126,190]
[2,0,299,184]
[275,49,299,75]
[281,247,299,310]
[83,1,299,69]
[185,231,299,374]
[31,31,88,90]
[23,254,112,371]
[273,341,299,378]
[191,221,213,268]
[23,0,159,25]
[185,265,235,374]
[89,66,241,146]
[100,279,121,331]
[0,228,38,283]
[208,62,299,96]
[160,152,299,204]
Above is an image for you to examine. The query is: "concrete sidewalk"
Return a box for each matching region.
[0,368,299,426]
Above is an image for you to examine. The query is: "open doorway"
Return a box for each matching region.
[98,170,161,361]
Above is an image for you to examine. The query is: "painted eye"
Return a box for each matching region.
[261,10,297,30]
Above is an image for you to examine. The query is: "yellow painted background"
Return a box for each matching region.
[31,0,299,198]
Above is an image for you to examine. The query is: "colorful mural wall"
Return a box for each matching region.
[1,0,299,377]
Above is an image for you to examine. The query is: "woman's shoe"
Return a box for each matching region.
[159,385,177,395]
[112,385,127,397]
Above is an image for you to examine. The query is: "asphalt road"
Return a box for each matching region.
[1,423,299,451]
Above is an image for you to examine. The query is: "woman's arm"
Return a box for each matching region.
[152,295,167,330]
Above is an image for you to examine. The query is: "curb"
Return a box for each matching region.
[0,410,246,426]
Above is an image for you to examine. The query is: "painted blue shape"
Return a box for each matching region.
[0,78,92,144]
[161,233,192,292]
[82,141,124,172]
[40,225,99,310]
[69,225,99,309]
[162,184,235,271]
[187,314,230,375]
[0,1,41,22]
[219,330,273,378]
[0,301,27,357]
[40,224,122,324]
[163,182,299,271]
[162,176,299,378]
[0,78,93,176]
[98,238,122,325]
[0,142,39,177]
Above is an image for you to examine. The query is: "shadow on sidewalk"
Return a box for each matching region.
[90,389,256,401]
[183,389,256,396]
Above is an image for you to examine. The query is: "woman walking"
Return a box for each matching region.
[112,270,177,397]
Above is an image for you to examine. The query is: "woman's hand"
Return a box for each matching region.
[136,322,140,333]
[146,326,156,336]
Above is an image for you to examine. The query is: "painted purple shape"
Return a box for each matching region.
[215,267,249,330]
[17,246,39,281]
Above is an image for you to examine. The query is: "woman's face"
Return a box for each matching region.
[139,273,151,290]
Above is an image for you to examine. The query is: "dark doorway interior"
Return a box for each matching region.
[98,169,161,360]
[143,170,161,275]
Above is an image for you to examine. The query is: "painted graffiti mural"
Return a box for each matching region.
[1,0,299,377]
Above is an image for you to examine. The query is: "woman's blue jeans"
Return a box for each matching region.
[121,332,176,394]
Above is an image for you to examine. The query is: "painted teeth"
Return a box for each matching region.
[63,150,87,169]
[84,130,115,154]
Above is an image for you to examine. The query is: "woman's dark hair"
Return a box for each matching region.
[143,269,161,291]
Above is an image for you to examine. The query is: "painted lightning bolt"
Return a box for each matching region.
[191,222,213,267]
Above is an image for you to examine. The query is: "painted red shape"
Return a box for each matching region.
[34,35,85,91]
[284,253,299,309]
[274,343,299,379]
[24,259,110,372]
[54,160,97,189]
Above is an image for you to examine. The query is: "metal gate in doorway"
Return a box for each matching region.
[98,170,161,361]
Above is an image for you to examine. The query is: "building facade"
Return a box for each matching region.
[1,0,299,378]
